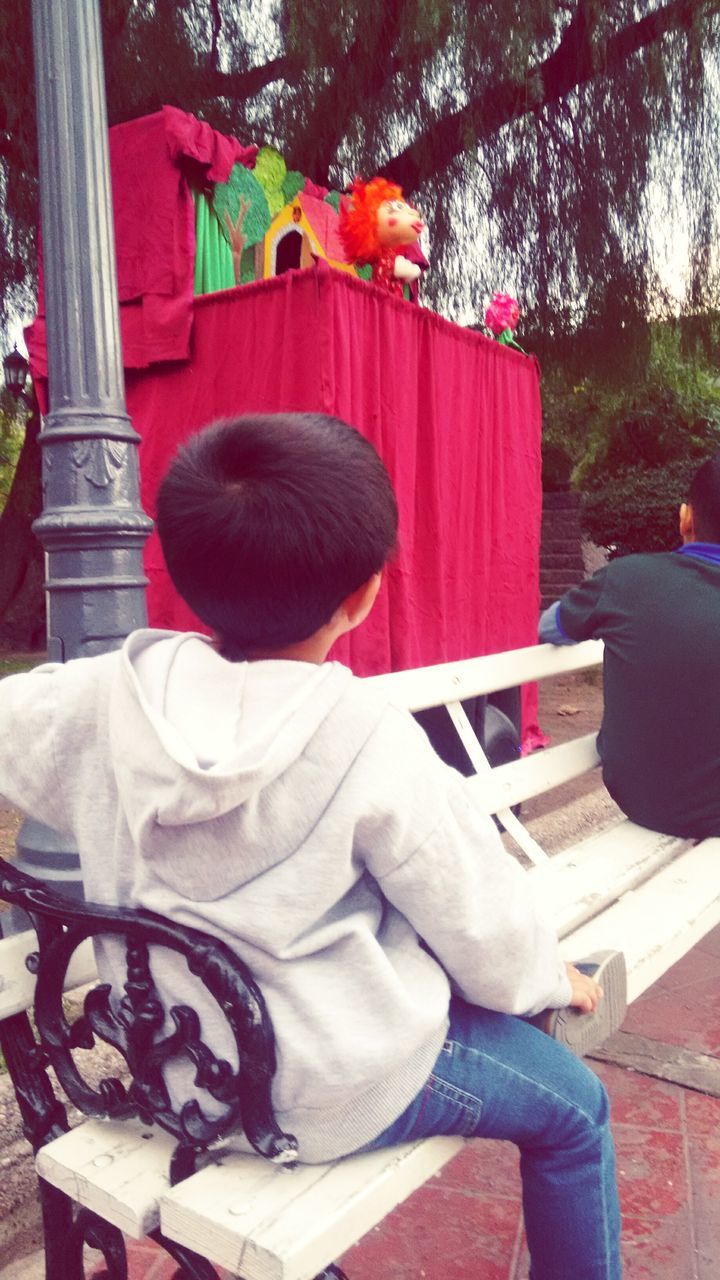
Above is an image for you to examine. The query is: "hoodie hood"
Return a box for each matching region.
[110,630,366,898]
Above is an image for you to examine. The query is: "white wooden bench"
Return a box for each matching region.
[1,638,719,1280]
[372,638,720,1005]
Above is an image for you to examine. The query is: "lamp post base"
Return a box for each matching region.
[1,817,83,936]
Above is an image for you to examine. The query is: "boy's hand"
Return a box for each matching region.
[565,962,603,1013]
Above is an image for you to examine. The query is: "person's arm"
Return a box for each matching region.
[538,600,575,645]
[0,658,102,834]
[356,709,572,1016]
[539,566,610,645]
[374,782,571,1015]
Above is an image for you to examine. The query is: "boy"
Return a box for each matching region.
[0,414,622,1279]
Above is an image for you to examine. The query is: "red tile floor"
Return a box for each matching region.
[99,925,720,1280]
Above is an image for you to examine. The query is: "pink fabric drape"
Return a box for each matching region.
[26,107,257,375]
[126,264,543,733]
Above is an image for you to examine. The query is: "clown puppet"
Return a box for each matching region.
[339,177,427,300]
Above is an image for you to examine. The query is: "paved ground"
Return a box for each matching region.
[3,672,720,1279]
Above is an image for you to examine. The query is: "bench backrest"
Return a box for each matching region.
[369,639,604,863]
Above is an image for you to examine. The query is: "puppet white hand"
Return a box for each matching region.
[393,254,421,282]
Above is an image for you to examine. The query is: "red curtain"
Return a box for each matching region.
[126,264,543,731]
[26,107,257,374]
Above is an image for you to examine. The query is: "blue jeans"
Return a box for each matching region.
[363,997,622,1280]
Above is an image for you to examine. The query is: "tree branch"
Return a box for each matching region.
[382,0,703,191]
[208,55,304,101]
[297,0,414,182]
[209,0,222,71]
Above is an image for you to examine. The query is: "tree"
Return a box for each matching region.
[0,406,24,512]
[1,0,719,331]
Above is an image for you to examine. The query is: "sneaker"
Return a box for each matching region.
[535,950,627,1057]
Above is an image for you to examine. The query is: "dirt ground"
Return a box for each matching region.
[523,667,605,821]
[0,805,21,860]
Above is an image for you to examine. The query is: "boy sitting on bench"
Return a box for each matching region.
[0,413,625,1280]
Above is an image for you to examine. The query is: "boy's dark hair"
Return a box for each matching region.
[688,450,720,543]
[156,413,398,654]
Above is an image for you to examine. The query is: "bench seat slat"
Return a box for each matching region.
[160,1136,463,1280]
[532,822,693,939]
[561,837,720,1002]
[473,733,601,815]
[0,930,96,1020]
[35,1116,176,1237]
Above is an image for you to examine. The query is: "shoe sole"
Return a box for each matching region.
[549,951,627,1057]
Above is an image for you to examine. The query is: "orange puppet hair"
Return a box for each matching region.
[339,176,404,264]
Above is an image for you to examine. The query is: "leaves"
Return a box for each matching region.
[0,407,24,512]
[1,0,719,338]
[541,317,720,555]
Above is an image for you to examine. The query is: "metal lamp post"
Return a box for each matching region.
[31,0,152,662]
[1,0,152,929]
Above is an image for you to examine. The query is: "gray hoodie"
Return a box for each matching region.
[0,630,570,1161]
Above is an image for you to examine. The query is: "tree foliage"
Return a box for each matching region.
[0,403,43,648]
[1,0,719,335]
[540,320,720,554]
[0,400,24,514]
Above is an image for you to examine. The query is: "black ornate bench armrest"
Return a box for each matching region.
[0,855,297,1180]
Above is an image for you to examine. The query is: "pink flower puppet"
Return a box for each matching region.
[485,292,520,336]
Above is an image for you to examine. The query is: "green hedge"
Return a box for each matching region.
[581,457,710,557]
[540,324,720,556]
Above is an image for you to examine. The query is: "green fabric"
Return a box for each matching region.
[212,164,271,249]
[193,191,235,294]
[558,552,720,837]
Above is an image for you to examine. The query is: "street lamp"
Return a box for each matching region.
[0,0,153,938]
[2,347,31,403]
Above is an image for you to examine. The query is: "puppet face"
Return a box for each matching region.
[376,199,424,248]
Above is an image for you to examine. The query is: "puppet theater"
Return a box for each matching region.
[27,107,544,739]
